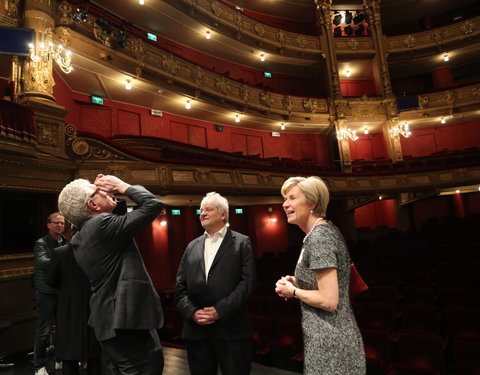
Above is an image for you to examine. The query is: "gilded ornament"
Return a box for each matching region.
[72,139,90,156]
[162,54,179,75]
[259,91,272,107]
[347,39,359,50]
[93,21,112,48]
[215,77,229,94]
[241,84,249,103]
[461,21,474,34]
[277,30,285,46]
[283,95,293,112]
[254,24,265,37]
[302,98,317,113]
[432,30,443,44]
[194,66,203,86]
[57,0,73,25]
[211,2,222,17]
[403,35,416,48]
[56,27,71,47]
[7,0,19,20]
[296,36,307,48]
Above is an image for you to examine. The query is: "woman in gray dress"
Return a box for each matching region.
[275,176,365,375]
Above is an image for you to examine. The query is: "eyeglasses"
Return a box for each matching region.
[50,221,65,225]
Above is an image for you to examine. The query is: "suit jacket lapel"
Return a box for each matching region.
[209,229,233,273]
[196,236,207,281]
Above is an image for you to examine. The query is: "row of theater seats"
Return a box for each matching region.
[158,216,480,373]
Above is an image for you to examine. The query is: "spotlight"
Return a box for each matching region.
[72,8,88,24]
[353,11,365,24]
[333,12,341,26]
[345,10,353,24]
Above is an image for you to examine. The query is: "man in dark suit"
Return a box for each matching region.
[58,174,164,375]
[32,212,68,375]
[175,192,256,375]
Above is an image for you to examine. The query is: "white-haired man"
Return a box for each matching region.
[58,174,164,375]
[175,192,256,375]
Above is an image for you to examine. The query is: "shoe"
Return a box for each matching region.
[35,367,49,375]
[55,362,62,370]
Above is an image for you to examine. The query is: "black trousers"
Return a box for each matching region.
[186,338,252,375]
[62,357,101,375]
[33,292,57,369]
[100,329,163,375]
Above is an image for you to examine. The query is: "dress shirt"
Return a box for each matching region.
[204,226,228,281]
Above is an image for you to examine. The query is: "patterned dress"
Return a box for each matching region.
[295,221,365,375]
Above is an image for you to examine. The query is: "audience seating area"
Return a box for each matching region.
[159,215,480,374]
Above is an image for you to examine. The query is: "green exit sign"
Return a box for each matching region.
[147,33,157,41]
[264,72,272,78]
[235,208,243,214]
[171,209,181,215]
[91,96,103,104]
[196,209,201,215]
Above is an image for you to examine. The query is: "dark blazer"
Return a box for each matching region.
[33,233,67,294]
[45,244,100,360]
[175,228,256,340]
[72,185,164,341]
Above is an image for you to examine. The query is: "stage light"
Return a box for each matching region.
[72,8,88,24]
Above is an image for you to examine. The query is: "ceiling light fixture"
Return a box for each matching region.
[441,117,446,124]
[205,30,211,40]
[346,70,351,78]
[389,121,411,138]
[364,127,369,134]
[336,127,358,141]
[139,0,145,5]
[125,79,132,90]
[260,54,265,62]
[280,123,285,130]
[443,53,449,62]
[235,114,240,123]
[185,100,191,109]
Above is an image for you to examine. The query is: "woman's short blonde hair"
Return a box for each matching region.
[281,176,330,217]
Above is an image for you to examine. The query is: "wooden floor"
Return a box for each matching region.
[2,346,301,375]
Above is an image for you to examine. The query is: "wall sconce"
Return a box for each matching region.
[234,114,240,123]
[125,79,132,90]
[260,54,265,62]
[346,70,351,78]
[440,117,446,124]
[160,219,167,226]
[336,127,358,141]
[379,195,383,200]
[363,127,369,134]
[205,30,211,39]
[185,100,191,109]
[389,121,411,138]
[29,42,73,74]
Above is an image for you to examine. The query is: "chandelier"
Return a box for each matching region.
[29,42,73,74]
[337,127,358,141]
[389,121,411,138]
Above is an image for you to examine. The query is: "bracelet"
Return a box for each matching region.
[293,287,297,297]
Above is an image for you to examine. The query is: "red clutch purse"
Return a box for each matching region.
[349,263,368,298]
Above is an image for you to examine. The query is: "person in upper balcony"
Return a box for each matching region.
[275,176,365,375]
[58,174,164,375]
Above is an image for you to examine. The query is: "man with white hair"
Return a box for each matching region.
[58,174,164,375]
[175,192,256,375]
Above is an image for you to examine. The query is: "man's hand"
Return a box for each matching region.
[192,306,219,325]
[94,174,131,195]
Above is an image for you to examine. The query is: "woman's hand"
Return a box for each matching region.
[275,276,296,299]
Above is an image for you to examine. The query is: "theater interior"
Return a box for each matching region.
[1,0,480,373]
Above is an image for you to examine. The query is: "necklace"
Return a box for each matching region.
[303,217,324,243]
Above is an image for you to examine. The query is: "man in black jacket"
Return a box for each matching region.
[175,192,256,375]
[33,212,67,375]
[58,174,164,375]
